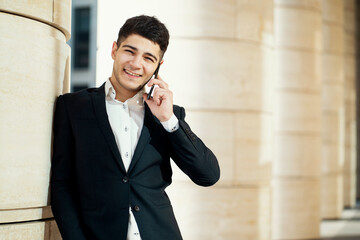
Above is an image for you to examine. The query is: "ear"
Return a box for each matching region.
[160,59,164,65]
[111,41,118,60]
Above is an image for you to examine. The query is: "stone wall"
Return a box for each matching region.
[0,0,71,239]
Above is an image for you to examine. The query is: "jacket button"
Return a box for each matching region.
[122,176,129,183]
[134,205,140,212]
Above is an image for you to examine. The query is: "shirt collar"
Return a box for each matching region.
[105,79,145,107]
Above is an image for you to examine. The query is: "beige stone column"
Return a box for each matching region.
[273,0,322,239]
[357,2,360,202]
[342,0,358,208]
[321,0,344,219]
[96,0,273,239]
[0,1,71,239]
[165,1,274,239]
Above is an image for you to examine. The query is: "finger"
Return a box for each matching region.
[152,89,163,105]
[150,79,168,90]
[147,77,168,90]
[144,87,163,105]
[143,93,160,106]
[153,88,173,105]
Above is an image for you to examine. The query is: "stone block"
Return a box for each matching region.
[236,0,274,44]
[343,1,356,33]
[0,220,61,240]
[274,134,321,177]
[322,0,343,24]
[322,113,341,144]
[0,206,53,224]
[343,173,356,207]
[344,56,356,81]
[322,142,342,174]
[322,25,343,54]
[235,112,272,184]
[321,173,343,219]
[275,91,322,133]
[343,103,357,148]
[322,84,343,112]
[168,182,271,240]
[275,6,322,50]
[275,49,322,92]
[0,0,53,23]
[344,33,356,56]
[272,177,321,239]
[322,54,344,84]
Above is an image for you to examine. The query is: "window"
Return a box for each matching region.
[74,7,90,69]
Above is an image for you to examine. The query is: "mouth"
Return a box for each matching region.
[124,69,142,78]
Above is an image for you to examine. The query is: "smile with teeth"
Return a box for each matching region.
[124,69,142,77]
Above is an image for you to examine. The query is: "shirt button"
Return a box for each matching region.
[122,176,129,183]
[125,152,129,158]
[123,104,126,109]
[134,205,140,212]
[125,126,128,132]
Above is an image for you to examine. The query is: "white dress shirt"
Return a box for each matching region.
[104,79,179,240]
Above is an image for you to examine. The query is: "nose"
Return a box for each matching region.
[129,55,142,69]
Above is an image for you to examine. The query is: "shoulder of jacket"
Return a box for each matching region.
[62,87,97,98]
[57,87,102,113]
[60,86,103,103]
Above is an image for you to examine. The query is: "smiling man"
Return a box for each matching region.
[51,15,220,240]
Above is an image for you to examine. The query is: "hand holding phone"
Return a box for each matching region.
[143,67,174,122]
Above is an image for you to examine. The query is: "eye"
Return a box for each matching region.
[144,57,155,63]
[125,49,134,54]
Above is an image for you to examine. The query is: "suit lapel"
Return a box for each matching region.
[91,84,127,174]
[127,103,156,174]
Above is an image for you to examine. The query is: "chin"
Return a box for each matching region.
[125,82,145,92]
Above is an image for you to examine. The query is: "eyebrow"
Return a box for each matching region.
[122,44,158,62]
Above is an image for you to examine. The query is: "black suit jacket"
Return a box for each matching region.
[50,84,220,240]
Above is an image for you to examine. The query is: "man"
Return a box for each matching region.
[51,15,220,240]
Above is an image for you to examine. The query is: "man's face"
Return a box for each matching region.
[110,34,162,99]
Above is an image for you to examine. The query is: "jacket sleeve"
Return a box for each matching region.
[50,95,87,240]
[168,106,220,186]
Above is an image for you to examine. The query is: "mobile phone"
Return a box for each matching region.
[146,64,160,100]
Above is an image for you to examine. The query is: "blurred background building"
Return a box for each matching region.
[0,0,359,239]
[68,0,97,92]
